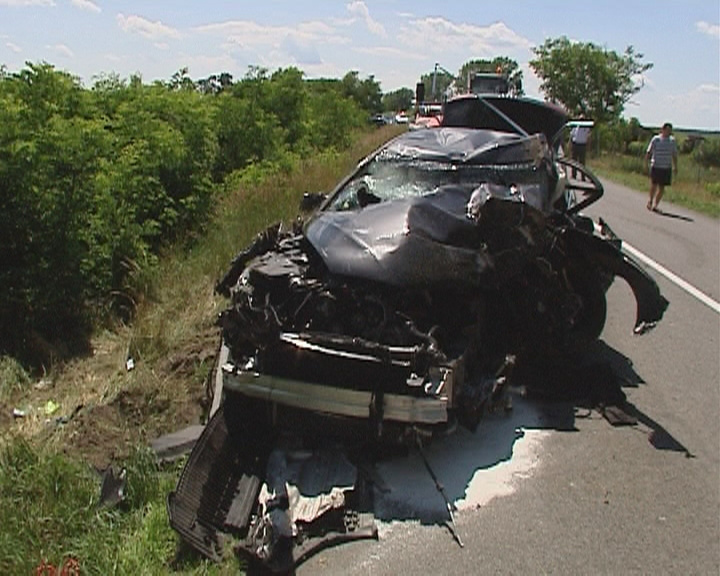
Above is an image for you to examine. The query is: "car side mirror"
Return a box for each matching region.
[299,192,326,212]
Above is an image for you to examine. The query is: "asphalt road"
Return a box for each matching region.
[298,179,720,575]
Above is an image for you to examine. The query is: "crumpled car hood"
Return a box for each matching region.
[306,185,505,287]
[306,127,555,287]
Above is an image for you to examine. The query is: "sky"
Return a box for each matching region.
[1,0,719,131]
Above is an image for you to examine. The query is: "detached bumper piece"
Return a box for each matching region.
[169,402,378,572]
[167,403,264,562]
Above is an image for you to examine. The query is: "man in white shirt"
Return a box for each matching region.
[569,121,592,178]
[570,124,591,165]
[645,122,679,211]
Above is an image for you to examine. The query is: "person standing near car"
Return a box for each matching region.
[570,122,591,165]
[645,122,678,211]
[570,120,592,179]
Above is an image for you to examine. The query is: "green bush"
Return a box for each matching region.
[593,117,652,156]
[693,138,720,168]
[0,66,221,360]
[706,182,720,197]
[0,356,30,400]
[626,141,646,157]
[0,62,377,367]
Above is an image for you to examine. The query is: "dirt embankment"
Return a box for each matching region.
[2,326,219,470]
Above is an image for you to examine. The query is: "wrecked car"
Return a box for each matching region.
[168,94,668,572]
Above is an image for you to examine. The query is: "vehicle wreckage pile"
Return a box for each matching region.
[168,94,668,572]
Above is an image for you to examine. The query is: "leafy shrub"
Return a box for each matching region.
[0,62,377,366]
[213,91,285,178]
[626,141,646,157]
[593,117,652,155]
[592,123,622,154]
[693,138,720,168]
[1,66,222,360]
[705,182,720,197]
[0,356,30,400]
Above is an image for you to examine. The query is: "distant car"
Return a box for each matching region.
[370,113,389,126]
[394,111,409,124]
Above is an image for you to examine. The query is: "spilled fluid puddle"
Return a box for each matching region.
[372,396,550,525]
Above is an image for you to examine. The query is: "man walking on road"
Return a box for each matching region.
[645,122,678,211]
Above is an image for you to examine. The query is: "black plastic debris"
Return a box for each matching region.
[98,466,126,509]
[150,424,205,463]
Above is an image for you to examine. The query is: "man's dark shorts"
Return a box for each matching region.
[651,166,672,186]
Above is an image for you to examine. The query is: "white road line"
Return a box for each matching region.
[593,223,720,314]
[621,241,720,314]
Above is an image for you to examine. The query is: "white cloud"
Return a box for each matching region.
[195,19,347,47]
[281,35,322,66]
[46,43,73,58]
[668,83,720,108]
[697,83,720,94]
[0,0,54,5]
[354,45,425,61]
[71,0,100,13]
[117,13,181,40]
[634,83,720,129]
[181,53,238,77]
[103,53,123,63]
[193,19,351,72]
[5,41,22,53]
[397,18,531,58]
[696,21,720,38]
[346,1,386,37]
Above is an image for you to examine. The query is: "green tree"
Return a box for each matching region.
[306,89,365,149]
[340,71,383,115]
[0,63,221,361]
[213,91,285,177]
[529,37,653,122]
[166,66,195,91]
[213,66,302,177]
[0,60,377,366]
[266,67,309,148]
[381,87,414,113]
[197,72,234,95]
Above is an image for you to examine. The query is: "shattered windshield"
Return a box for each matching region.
[326,151,538,212]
